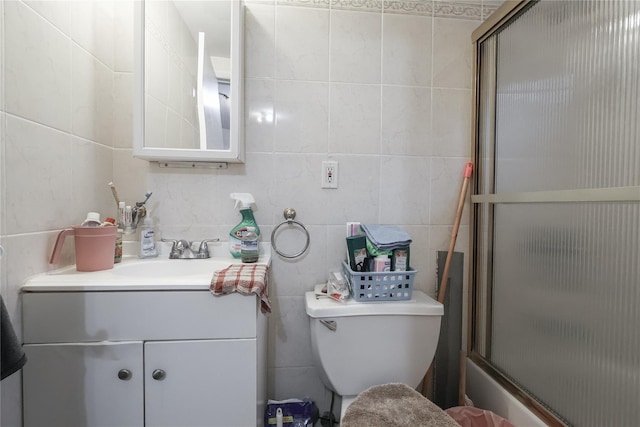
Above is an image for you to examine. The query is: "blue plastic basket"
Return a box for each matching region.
[342,261,415,302]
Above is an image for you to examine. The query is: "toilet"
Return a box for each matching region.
[304,290,444,419]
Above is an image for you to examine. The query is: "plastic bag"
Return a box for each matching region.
[264,398,317,427]
[327,270,350,302]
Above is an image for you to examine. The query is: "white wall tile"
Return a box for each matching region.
[70,137,114,220]
[70,0,114,68]
[272,154,329,225]
[167,1,185,63]
[144,0,168,39]
[431,88,472,157]
[322,154,380,225]
[381,85,431,156]
[270,226,327,296]
[71,45,114,146]
[330,9,382,84]
[112,149,152,214]
[433,17,477,89]
[166,49,183,113]
[144,95,169,148]
[144,18,169,104]
[430,157,471,225]
[379,156,431,224]
[329,83,381,154]
[245,78,275,153]
[4,0,72,132]
[217,152,278,226]
[181,70,197,127]
[113,72,133,148]
[4,115,75,234]
[147,169,220,227]
[164,108,182,149]
[245,2,276,78]
[401,225,433,295]
[24,1,72,36]
[114,0,134,72]
[326,225,348,271]
[274,81,329,153]
[275,6,329,81]
[268,295,314,367]
[382,13,433,86]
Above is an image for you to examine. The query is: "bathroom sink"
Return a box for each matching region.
[112,258,232,278]
[22,242,271,292]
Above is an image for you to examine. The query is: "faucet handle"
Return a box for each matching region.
[197,239,220,259]
[161,238,180,258]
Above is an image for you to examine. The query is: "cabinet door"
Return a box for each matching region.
[23,341,144,427]
[145,339,257,427]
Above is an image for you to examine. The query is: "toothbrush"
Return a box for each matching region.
[108,182,120,207]
[136,191,152,207]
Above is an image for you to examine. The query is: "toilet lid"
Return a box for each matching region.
[305,290,443,318]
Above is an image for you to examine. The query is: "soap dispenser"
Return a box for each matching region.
[139,217,158,258]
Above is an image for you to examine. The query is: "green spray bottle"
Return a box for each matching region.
[229,193,260,258]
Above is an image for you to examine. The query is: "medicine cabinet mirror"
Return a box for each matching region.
[133,0,244,164]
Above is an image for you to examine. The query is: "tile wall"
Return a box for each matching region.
[0,0,501,424]
[144,0,199,149]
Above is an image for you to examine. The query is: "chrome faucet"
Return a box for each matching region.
[161,238,220,259]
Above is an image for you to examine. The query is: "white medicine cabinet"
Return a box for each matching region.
[133,0,245,164]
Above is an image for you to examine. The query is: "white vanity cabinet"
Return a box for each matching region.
[22,290,267,427]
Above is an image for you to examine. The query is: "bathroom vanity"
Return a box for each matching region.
[21,246,269,427]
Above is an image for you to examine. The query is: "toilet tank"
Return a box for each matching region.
[305,290,443,397]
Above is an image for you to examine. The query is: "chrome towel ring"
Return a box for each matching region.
[271,208,310,259]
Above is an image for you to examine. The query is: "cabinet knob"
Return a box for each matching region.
[152,369,166,380]
[117,369,132,381]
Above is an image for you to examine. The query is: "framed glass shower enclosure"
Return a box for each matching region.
[470,1,640,426]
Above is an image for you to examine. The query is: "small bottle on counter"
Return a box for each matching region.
[240,226,259,263]
[124,206,133,233]
[117,202,126,230]
[104,217,123,263]
[139,217,158,258]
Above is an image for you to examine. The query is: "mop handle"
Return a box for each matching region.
[437,162,473,304]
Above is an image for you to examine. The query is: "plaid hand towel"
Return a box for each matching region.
[211,264,271,314]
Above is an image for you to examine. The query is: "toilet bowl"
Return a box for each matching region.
[304,290,443,419]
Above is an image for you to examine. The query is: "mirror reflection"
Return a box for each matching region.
[135,0,243,163]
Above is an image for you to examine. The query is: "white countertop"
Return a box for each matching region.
[22,241,271,292]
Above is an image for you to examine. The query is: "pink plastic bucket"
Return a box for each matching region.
[445,406,516,427]
[50,226,117,272]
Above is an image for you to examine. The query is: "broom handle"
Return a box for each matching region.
[421,162,473,397]
[437,162,473,304]
[458,350,467,406]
